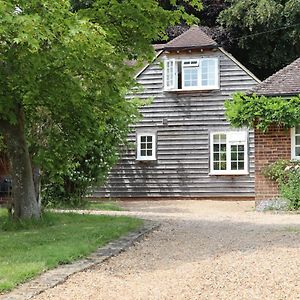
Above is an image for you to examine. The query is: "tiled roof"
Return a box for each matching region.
[252,57,300,96]
[163,25,217,50]
[153,44,165,51]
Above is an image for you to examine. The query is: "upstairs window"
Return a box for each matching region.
[210,131,248,175]
[165,59,175,90]
[136,133,156,161]
[164,57,219,91]
[291,126,300,160]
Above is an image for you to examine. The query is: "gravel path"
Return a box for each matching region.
[34,201,300,300]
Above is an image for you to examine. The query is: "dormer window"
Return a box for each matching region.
[164,57,219,91]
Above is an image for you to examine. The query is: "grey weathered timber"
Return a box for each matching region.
[94,49,258,199]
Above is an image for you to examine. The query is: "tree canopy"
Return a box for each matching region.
[154,0,300,79]
[0,0,198,219]
[219,0,300,79]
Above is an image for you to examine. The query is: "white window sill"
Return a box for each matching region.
[291,157,300,161]
[164,87,219,92]
[209,171,249,176]
[136,158,157,162]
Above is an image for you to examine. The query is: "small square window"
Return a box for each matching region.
[137,133,156,161]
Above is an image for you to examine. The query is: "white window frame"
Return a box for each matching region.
[163,57,219,91]
[136,132,156,161]
[200,58,219,90]
[291,126,300,160]
[210,131,248,175]
[164,59,176,90]
[182,59,200,90]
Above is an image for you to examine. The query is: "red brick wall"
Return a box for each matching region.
[255,126,291,201]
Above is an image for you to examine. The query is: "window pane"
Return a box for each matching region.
[147,136,152,142]
[220,152,226,160]
[220,144,226,152]
[213,144,219,151]
[231,151,237,160]
[213,135,219,143]
[140,143,146,150]
[296,125,300,134]
[141,150,146,156]
[238,161,244,170]
[141,136,146,143]
[213,153,219,161]
[220,134,226,143]
[238,152,244,160]
[220,161,226,170]
[184,67,198,87]
[214,162,219,170]
[296,136,300,145]
[201,59,217,87]
[238,145,244,152]
[147,150,152,156]
[296,147,300,157]
[231,162,237,170]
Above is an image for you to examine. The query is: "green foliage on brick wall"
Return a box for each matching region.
[225,93,300,133]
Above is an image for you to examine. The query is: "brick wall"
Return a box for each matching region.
[255,125,291,202]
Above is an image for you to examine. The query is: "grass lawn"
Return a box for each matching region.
[0,209,142,292]
[81,200,123,211]
[52,200,123,211]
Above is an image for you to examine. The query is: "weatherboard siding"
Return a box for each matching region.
[94,49,257,198]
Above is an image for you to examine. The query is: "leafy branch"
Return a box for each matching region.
[225,93,300,133]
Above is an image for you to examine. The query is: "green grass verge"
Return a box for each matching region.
[285,226,300,232]
[83,201,123,211]
[0,209,142,292]
[52,200,123,211]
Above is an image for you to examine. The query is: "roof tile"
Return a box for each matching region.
[252,57,300,96]
[164,25,217,50]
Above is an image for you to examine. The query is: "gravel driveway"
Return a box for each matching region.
[34,201,300,300]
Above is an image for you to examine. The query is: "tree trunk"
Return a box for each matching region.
[1,107,40,220]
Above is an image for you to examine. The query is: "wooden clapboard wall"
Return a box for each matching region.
[93,48,259,199]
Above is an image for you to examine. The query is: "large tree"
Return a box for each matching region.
[219,0,300,79]
[0,0,198,220]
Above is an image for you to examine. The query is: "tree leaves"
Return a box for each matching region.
[0,0,194,204]
[225,93,300,132]
[219,0,300,79]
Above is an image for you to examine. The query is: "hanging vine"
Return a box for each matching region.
[224,93,300,133]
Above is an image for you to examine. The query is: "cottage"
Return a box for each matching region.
[94,26,260,200]
[251,57,300,203]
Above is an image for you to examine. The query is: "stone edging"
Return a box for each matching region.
[0,220,160,300]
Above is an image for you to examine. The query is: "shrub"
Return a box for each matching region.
[280,171,300,210]
[263,159,300,210]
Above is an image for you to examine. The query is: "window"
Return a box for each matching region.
[291,126,300,159]
[136,133,156,161]
[164,59,175,90]
[164,57,219,91]
[201,58,219,89]
[182,60,199,89]
[210,131,248,175]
